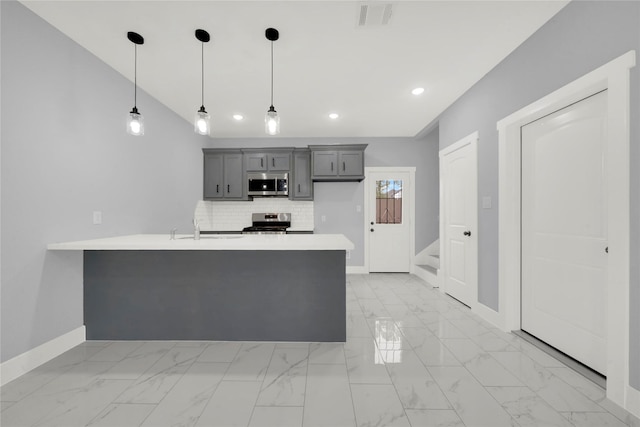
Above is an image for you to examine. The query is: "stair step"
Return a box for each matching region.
[425,254,440,270]
[416,264,438,276]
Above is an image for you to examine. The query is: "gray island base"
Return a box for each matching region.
[84,250,346,342]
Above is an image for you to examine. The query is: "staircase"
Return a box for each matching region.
[414,240,441,287]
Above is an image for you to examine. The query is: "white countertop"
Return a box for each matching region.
[47,234,354,251]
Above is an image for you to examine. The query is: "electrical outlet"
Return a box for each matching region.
[321,215,327,222]
[356,205,362,213]
[92,211,102,225]
[346,250,351,260]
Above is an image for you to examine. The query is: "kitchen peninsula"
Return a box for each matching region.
[48,234,353,342]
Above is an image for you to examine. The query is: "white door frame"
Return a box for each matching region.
[439,132,478,310]
[363,167,416,274]
[496,50,635,411]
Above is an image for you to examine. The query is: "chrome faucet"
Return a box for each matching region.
[193,218,200,240]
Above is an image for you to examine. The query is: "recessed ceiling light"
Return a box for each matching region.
[329,113,339,119]
[233,114,244,121]
[411,87,425,96]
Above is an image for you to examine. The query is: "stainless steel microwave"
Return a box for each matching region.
[247,172,288,197]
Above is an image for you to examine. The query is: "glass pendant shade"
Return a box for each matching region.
[127,107,144,136]
[265,106,280,135]
[194,106,211,135]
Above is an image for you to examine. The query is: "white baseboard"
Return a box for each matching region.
[472,302,505,331]
[1,326,86,386]
[414,265,439,288]
[346,266,368,274]
[626,384,640,419]
[412,265,427,282]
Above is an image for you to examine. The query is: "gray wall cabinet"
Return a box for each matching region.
[310,144,367,181]
[244,149,292,172]
[291,149,313,200]
[203,149,245,200]
[203,145,367,202]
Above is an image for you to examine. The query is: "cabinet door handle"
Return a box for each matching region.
[298,184,301,192]
[331,162,334,171]
[272,158,275,167]
[227,184,230,193]
[342,161,346,172]
[261,158,264,168]
[216,184,219,193]
[463,230,471,236]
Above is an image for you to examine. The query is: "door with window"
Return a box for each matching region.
[368,171,411,272]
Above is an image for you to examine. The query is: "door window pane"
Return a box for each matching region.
[376,180,403,224]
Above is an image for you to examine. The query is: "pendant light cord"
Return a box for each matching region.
[270,41,274,107]
[201,41,205,107]
[133,44,138,108]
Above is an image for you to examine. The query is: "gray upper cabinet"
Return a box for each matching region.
[223,154,244,198]
[312,152,338,176]
[243,149,292,172]
[270,152,291,171]
[203,152,224,199]
[309,144,367,181]
[203,145,364,202]
[203,149,245,200]
[291,149,313,200]
[245,153,268,172]
[339,151,364,177]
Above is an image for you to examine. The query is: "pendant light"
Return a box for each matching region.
[265,28,280,135]
[126,31,144,136]
[194,29,211,135]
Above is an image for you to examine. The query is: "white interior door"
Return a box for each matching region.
[521,90,608,375]
[440,134,477,307]
[368,171,411,272]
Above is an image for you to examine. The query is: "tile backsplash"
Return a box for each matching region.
[194,199,314,232]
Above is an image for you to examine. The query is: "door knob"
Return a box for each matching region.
[463,230,471,236]
[605,246,609,253]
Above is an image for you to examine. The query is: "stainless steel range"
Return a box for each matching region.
[242,213,291,234]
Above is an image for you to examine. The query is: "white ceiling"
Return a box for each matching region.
[20,0,569,139]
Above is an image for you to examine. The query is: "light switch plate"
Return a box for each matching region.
[93,211,102,225]
[482,196,492,209]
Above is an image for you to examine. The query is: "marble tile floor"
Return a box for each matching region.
[1,273,639,427]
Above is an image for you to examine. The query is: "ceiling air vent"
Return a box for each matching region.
[358,3,393,27]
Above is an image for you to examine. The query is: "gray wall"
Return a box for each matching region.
[432,1,639,389]
[0,1,205,363]
[204,132,440,266]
